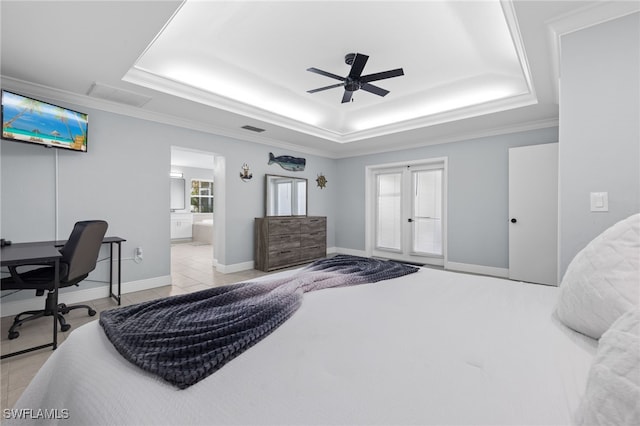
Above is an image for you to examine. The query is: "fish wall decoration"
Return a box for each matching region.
[268,152,306,172]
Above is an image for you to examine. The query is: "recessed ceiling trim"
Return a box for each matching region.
[0,75,331,158]
[123,0,538,144]
[122,66,343,140]
[501,0,536,100]
[87,82,152,107]
[124,65,537,144]
[0,75,554,160]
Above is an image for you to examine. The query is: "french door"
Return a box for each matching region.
[368,160,446,266]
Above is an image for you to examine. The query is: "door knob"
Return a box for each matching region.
[408,218,414,223]
[511,218,517,223]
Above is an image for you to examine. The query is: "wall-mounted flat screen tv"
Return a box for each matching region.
[1,90,88,152]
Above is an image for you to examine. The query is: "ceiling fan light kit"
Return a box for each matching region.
[307,52,404,103]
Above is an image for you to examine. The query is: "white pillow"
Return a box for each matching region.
[575,309,640,425]
[556,214,640,339]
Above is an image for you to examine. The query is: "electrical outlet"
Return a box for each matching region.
[134,247,143,261]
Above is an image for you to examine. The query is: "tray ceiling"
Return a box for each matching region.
[2,1,636,157]
[125,1,535,143]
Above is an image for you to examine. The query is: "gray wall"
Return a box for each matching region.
[335,127,559,270]
[1,99,336,303]
[2,12,637,305]
[559,12,640,274]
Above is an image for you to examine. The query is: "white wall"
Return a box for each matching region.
[2,12,637,308]
[559,12,640,274]
[334,127,559,271]
[0,95,337,305]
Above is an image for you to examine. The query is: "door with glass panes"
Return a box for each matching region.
[371,163,445,265]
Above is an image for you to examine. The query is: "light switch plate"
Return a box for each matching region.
[590,192,608,212]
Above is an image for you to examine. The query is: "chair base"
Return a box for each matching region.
[7,292,96,340]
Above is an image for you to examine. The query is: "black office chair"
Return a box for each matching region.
[1,220,108,340]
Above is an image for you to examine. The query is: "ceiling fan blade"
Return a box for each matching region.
[307,67,346,82]
[361,83,389,97]
[307,83,345,94]
[341,90,353,103]
[348,53,369,79]
[360,68,404,83]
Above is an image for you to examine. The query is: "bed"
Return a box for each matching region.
[7,214,639,426]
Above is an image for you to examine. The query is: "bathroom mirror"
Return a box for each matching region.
[265,174,307,216]
[170,178,185,211]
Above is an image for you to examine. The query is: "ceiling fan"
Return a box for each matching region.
[307,53,404,103]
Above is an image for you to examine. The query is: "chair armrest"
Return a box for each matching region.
[7,265,28,286]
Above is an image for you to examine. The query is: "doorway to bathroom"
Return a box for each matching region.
[170,147,220,288]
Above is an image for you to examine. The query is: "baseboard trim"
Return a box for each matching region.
[445,261,509,278]
[0,275,171,318]
[216,261,254,274]
[123,275,172,294]
[333,247,367,257]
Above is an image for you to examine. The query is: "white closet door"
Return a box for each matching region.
[508,143,558,285]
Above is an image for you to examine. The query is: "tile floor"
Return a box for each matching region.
[0,242,275,411]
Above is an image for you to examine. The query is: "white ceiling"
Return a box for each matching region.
[171,147,216,170]
[1,1,636,158]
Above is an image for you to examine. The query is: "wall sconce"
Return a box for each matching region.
[240,163,253,181]
[170,171,183,178]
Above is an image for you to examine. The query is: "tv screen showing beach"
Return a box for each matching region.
[1,90,88,152]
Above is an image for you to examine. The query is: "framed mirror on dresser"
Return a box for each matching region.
[255,175,326,272]
[265,174,307,216]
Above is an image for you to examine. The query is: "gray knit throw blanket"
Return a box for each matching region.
[99,255,418,389]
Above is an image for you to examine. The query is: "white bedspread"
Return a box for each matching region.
[9,267,597,425]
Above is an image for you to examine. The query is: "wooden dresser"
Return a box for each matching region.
[254,216,326,272]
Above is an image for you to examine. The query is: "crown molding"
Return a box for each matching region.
[0,75,332,158]
[546,1,640,103]
[335,116,559,159]
[1,75,557,160]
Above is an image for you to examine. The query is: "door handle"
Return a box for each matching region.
[511,218,517,223]
[408,218,414,223]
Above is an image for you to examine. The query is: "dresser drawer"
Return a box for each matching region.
[300,245,326,261]
[301,231,325,247]
[269,249,300,268]
[269,219,301,235]
[268,234,300,251]
[301,217,325,233]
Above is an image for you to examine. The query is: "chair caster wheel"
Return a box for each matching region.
[88,309,97,316]
[8,331,19,340]
[60,324,71,332]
